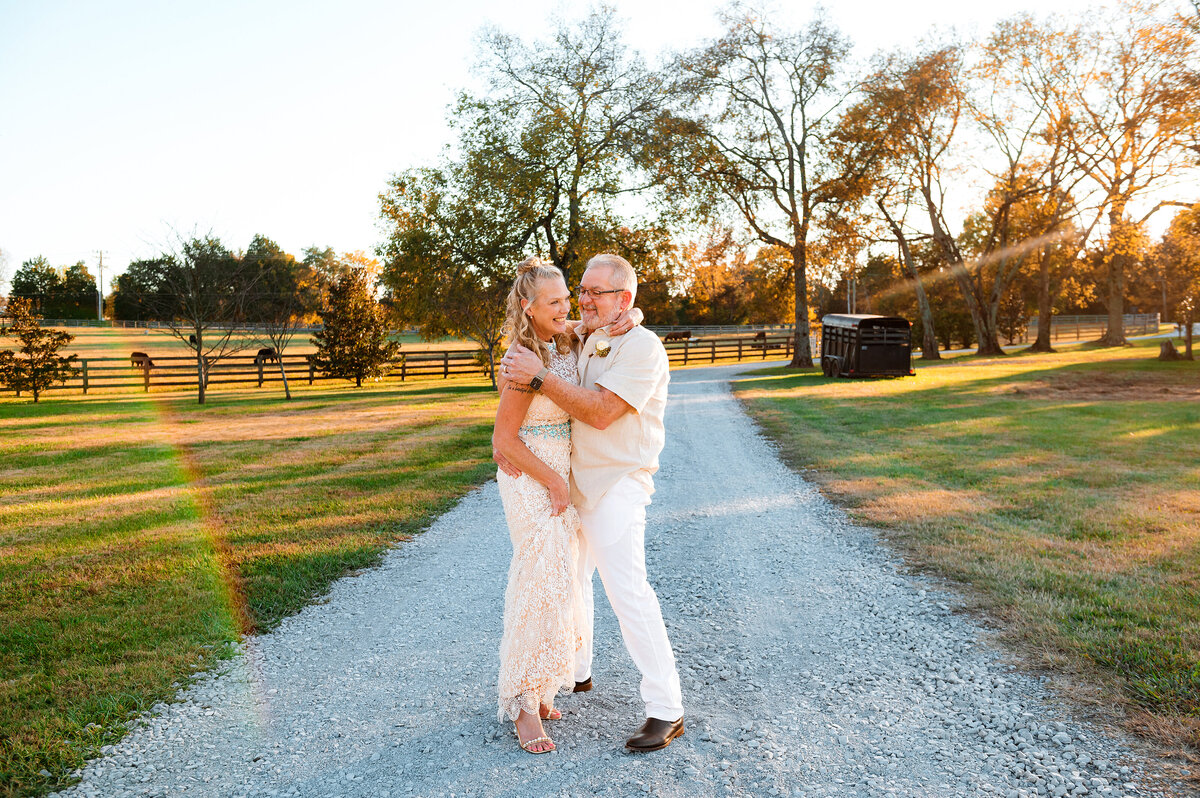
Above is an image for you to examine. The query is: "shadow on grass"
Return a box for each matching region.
[0,381,502,796]
[733,341,1200,733]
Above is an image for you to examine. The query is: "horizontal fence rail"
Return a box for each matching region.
[4,333,803,397]
[647,323,795,336]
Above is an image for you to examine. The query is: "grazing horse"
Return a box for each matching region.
[663,330,692,342]
[255,347,280,365]
[130,351,154,368]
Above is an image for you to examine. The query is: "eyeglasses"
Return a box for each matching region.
[575,286,624,299]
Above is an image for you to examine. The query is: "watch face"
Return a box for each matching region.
[530,376,543,390]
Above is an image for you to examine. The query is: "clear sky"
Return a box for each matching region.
[1,0,1178,293]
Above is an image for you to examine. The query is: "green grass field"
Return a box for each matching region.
[733,338,1200,756]
[0,377,499,797]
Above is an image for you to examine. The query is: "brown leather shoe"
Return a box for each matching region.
[625,717,684,752]
[573,678,592,693]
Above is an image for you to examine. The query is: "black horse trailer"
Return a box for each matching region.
[820,314,915,378]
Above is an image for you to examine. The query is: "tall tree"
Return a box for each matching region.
[302,246,352,292]
[379,168,514,387]
[1055,0,1199,345]
[58,262,99,320]
[9,257,59,316]
[740,245,796,324]
[145,235,258,404]
[109,257,172,321]
[311,269,398,388]
[675,228,747,325]
[243,235,320,399]
[874,196,941,358]
[1156,204,1200,357]
[666,9,885,367]
[0,298,79,402]
[468,6,666,285]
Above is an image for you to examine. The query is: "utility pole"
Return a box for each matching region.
[96,250,105,322]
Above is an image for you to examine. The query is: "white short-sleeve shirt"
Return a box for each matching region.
[569,325,670,511]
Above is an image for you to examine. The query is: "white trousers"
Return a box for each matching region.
[574,475,684,722]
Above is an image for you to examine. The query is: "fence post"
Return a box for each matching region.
[711,340,716,363]
[683,341,689,366]
[143,362,151,392]
[82,359,89,395]
[258,359,264,388]
[443,351,449,378]
[737,338,743,361]
[308,358,314,385]
[1075,316,1081,340]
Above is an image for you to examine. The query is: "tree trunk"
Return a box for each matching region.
[1186,312,1195,360]
[1099,207,1130,346]
[788,243,814,368]
[879,201,939,360]
[1028,253,1055,353]
[196,349,206,404]
[920,187,1003,356]
[278,359,291,400]
[487,343,497,389]
[1099,255,1128,346]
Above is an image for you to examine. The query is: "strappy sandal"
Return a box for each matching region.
[540,707,561,721]
[515,728,556,754]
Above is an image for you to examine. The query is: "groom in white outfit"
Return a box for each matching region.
[498,253,685,752]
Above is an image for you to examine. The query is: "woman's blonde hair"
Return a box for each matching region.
[503,257,572,366]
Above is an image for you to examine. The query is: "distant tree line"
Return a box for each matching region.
[378,0,1199,365]
[94,236,379,324]
[8,257,99,319]
[0,234,397,404]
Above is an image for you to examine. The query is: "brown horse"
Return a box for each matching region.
[255,348,279,365]
[663,330,692,342]
[130,351,154,368]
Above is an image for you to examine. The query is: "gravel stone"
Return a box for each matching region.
[52,362,1177,797]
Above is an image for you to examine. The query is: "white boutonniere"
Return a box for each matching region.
[595,340,611,357]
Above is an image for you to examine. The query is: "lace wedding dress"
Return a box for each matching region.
[497,348,586,722]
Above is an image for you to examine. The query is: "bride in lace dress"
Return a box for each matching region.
[492,258,586,755]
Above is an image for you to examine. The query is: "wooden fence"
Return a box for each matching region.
[1023,313,1159,343]
[7,333,799,397]
[664,333,795,367]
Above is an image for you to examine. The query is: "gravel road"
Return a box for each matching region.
[55,361,1185,798]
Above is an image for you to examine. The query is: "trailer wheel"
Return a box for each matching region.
[821,357,832,378]
[829,357,842,379]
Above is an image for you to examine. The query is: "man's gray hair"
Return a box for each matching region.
[585,253,637,303]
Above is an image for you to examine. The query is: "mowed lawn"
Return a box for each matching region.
[734,339,1200,753]
[0,377,499,797]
